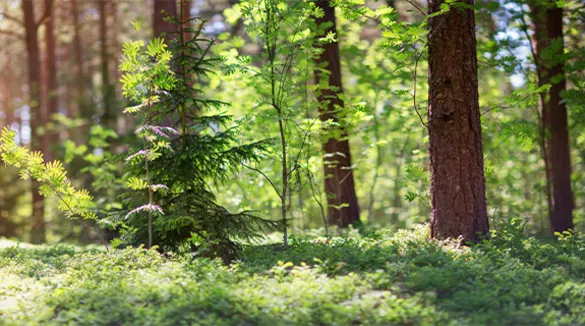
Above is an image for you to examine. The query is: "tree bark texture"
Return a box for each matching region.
[427,0,489,242]
[22,0,46,244]
[314,1,361,228]
[546,3,574,232]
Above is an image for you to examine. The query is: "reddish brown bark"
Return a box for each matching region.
[22,0,47,243]
[527,1,574,233]
[42,0,58,162]
[428,0,489,242]
[528,1,554,221]
[1,53,15,127]
[181,0,191,39]
[314,1,361,228]
[70,0,84,121]
[98,0,116,130]
[153,0,178,42]
[546,4,574,232]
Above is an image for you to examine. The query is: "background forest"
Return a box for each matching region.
[2,0,585,325]
[0,0,584,243]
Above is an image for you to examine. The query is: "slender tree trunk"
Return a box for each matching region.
[528,1,554,223]
[314,0,361,228]
[181,0,191,39]
[547,3,574,232]
[111,0,123,120]
[153,0,178,42]
[43,0,58,162]
[427,0,489,242]
[98,0,115,130]
[22,0,46,244]
[70,0,84,122]
[1,53,15,128]
[390,137,410,226]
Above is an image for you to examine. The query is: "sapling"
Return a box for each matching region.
[117,10,278,260]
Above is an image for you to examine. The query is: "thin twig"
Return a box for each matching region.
[404,0,427,16]
[0,30,23,39]
[45,182,110,252]
[241,162,282,199]
[410,46,428,129]
[0,11,23,25]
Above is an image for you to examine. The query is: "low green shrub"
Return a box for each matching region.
[2,223,585,325]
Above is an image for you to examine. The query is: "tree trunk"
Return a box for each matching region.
[70,0,86,124]
[528,0,554,224]
[43,0,58,162]
[181,0,191,39]
[427,0,489,242]
[1,53,15,128]
[153,0,178,42]
[98,0,116,130]
[22,0,46,244]
[546,3,574,232]
[314,1,361,228]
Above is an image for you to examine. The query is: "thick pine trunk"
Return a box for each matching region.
[314,1,361,228]
[153,0,178,42]
[428,0,489,242]
[546,4,574,232]
[22,0,46,244]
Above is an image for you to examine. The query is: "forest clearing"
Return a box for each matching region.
[0,0,584,324]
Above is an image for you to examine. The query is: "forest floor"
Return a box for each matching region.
[1,223,585,325]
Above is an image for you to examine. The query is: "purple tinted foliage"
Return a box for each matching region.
[136,125,180,139]
[125,150,150,161]
[149,184,169,192]
[125,203,164,220]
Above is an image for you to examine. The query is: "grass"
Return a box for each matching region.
[1,221,585,325]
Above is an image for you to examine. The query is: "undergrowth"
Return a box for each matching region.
[1,222,585,325]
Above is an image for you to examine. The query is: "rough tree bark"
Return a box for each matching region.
[314,1,361,228]
[153,0,178,43]
[546,3,574,232]
[22,0,47,243]
[427,0,489,242]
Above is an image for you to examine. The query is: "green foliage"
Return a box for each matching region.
[0,128,96,221]
[4,225,585,325]
[115,15,278,261]
[212,0,435,229]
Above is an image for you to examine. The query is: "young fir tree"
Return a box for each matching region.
[117,13,278,261]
